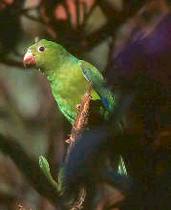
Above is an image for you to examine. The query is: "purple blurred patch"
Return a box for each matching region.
[108,14,171,87]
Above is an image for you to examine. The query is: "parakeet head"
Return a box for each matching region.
[23,39,68,73]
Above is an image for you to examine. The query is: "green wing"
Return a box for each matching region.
[80,60,127,175]
[79,60,117,112]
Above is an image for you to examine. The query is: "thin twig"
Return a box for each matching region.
[20,6,39,13]
[0,58,24,68]
[75,0,81,27]
[22,13,45,24]
[81,0,98,28]
[62,1,72,27]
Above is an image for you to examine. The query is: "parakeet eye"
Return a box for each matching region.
[38,46,45,52]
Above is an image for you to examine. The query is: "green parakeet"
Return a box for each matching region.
[23,39,117,125]
[23,39,128,205]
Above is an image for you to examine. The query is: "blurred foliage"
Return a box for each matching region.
[0,0,171,210]
[0,0,145,59]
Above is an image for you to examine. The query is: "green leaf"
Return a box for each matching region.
[39,155,58,191]
[118,155,127,176]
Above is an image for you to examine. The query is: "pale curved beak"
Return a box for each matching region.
[23,50,36,67]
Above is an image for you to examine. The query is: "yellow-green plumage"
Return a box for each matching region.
[26,39,117,124]
[24,39,127,198]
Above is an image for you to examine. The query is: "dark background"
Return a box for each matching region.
[0,0,171,210]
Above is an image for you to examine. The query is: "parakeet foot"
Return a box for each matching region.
[76,104,81,111]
